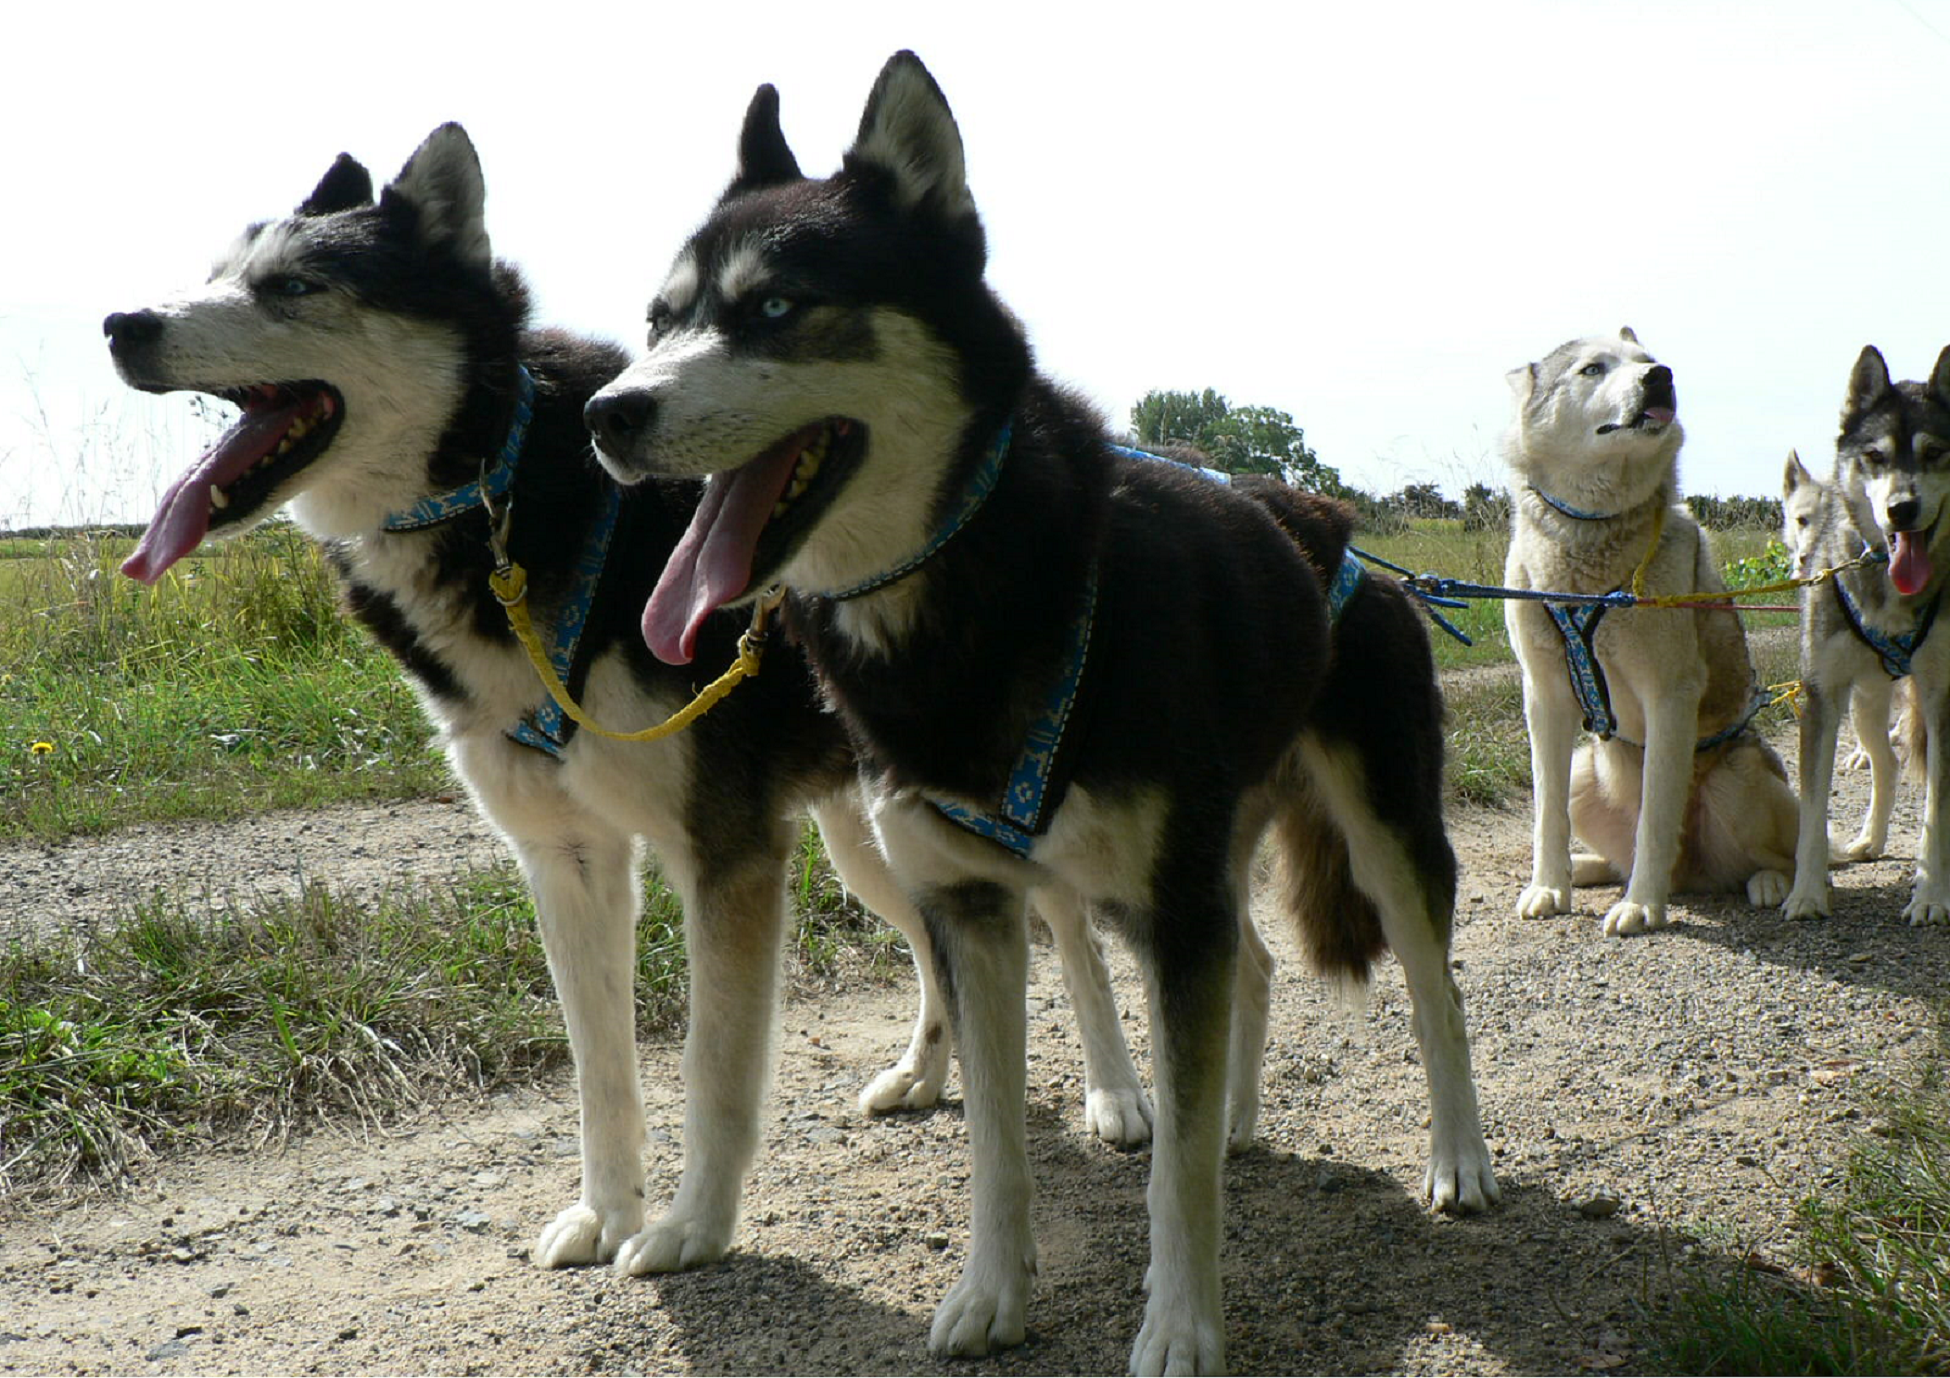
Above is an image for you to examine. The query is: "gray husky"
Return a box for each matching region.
[1819,344,1950,925]
[1502,328,1797,937]
[1779,449,1907,919]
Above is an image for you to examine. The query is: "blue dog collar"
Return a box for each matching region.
[828,422,1012,601]
[383,366,536,533]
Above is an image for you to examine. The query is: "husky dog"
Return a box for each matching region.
[101,124,1167,1290]
[586,52,1496,1373]
[1821,345,1950,925]
[1779,450,1908,918]
[1503,329,1797,937]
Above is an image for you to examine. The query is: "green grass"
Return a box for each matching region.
[0,825,881,1196]
[1653,1041,1950,1375]
[2,524,445,841]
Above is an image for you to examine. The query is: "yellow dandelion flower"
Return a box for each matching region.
[31,741,53,755]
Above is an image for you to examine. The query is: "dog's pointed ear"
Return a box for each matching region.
[726,85,802,196]
[383,123,491,270]
[1845,345,1893,423]
[1931,344,1950,409]
[1618,326,1639,345]
[1783,448,1811,495]
[844,50,973,220]
[1506,362,1538,408]
[299,153,374,216]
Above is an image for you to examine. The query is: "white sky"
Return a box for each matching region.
[4,0,1948,529]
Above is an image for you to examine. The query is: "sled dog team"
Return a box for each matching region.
[103,49,1946,1376]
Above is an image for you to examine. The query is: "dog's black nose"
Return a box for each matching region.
[585,390,656,456]
[103,310,162,353]
[1888,497,1923,532]
[1643,364,1675,407]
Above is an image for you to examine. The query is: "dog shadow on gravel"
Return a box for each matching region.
[588,1098,1751,1376]
[1667,874,1950,1003]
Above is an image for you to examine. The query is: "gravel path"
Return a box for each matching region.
[2,725,1946,1375]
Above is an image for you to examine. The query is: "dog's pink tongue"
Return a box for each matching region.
[1891,530,1935,596]
[121,398,301,585]
[643,449,800,665]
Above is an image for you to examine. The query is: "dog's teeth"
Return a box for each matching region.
[209,485,230,510]
[788,479,809,499]
[772,501,789,519]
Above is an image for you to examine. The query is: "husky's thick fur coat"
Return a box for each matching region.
[1816,345,1950,924]
[103,123,1181,1285]
[586,52,1496,1374]
[1502,329,1797,937]
[1780,449,1909,918]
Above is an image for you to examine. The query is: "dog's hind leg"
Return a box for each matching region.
[1296,738,1498,1213]
[810,795,955,1115]
[1036,885,1153,1147]
[1785,676,1848,918]
[1842,676,1897,861]
[1225,910,1274,1153]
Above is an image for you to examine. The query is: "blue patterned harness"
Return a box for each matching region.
[1831,554,1941,679]
[893,437,1366,859]
[382,366,619,760]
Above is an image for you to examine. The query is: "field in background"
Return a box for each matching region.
[3,514,1800,840]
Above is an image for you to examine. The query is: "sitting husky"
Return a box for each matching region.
[1779,449,1908,918]
[1815,345,1950,925]
[586,52,1496,1374]
[101,124,1170,1288]
[1502,328,1796,936]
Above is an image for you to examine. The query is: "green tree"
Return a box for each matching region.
[1129,388,1346,495]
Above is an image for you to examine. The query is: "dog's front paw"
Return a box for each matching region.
[613,1204,736,1276]
[928,1250,1035,1357]
[1746,869,1791,907]
[1904,892,1950,927]
[533,1199,642,1269]
[1840,744,1871,772]
[1601,900,1669,937]
[1425,1136,1500,1215]
[1129,1289,1226,1376]
[1781,885,1831,922]
[1838,830,1887,862]
[1517,883,1570,919]
[1084,1086,1154,1148]
[858,1049,950,1115]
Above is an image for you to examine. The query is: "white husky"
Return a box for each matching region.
[1502,328,1797,936]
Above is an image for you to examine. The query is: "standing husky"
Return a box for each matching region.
[586,52,1496,1373]
[1779,449,1907,918]
[1503,329,1797,936]
[1821,345,1950,925]
[101,124,1165,1289]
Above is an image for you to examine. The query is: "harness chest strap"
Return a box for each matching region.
[1831,560,1942,679]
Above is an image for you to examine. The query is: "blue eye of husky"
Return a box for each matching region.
[1580,362,1607,378]
[269,277,320,298]
[758,296,795,320]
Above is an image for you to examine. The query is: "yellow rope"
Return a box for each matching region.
[488,561,781,744]
[1628,502,1668,599]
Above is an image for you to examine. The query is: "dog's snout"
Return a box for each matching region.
[1888,497,1924,532]
[1643,364,1675,406]
[103,309,162,354]
[585,390,656,457]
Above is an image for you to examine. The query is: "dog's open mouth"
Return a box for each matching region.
[1596,373,1677,436]
[643,417,866,664]
[122,383,343,584]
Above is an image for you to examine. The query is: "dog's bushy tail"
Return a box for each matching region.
[1235,473,1456,990]
[1266,780,1388,990]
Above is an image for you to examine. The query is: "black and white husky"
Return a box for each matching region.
[101,124,1171,1284]
[1808,345,1950,925]
[586,52,1497,1373]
